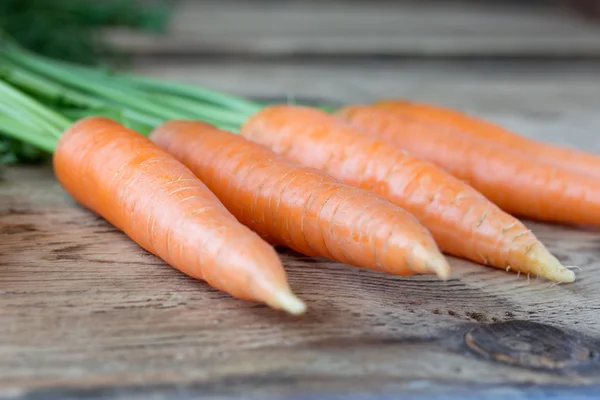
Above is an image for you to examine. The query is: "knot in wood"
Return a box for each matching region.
[465,320,595,370]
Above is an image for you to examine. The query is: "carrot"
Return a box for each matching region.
[242,105,575,283]
[150,120,450,279]
[337,104,600,227]
[54,116,305,315]
[373,99,600,177]
[1,50,575,282]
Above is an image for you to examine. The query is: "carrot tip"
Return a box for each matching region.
[535,261,576,283]
[524,246,576,283]
[434,260,452,281]
[272,290,307,315]
[418,249,452,280]
[553,268,576,283]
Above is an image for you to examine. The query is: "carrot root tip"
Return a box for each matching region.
[537,262,576,283]
[433,258,452,281]
[271,290,307,315]
[411,245,451,280]
[527,246,576,283]
[558,269,576,283]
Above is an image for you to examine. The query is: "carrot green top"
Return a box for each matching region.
[0,42,264,141]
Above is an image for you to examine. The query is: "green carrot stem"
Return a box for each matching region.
[7,51,250,127]
[0,80,68,135]
[116,74,262,114]
[42,61,251,124]
[5,46,262,115]
[116,108,164,128]
[0,100,40,130]
[1,49,187,127]
[4,50,191,121]
[1,43,319,141]
[0,115,57,153]
[0,62,106,109]
[62,106,163,128]
[145,93,248,126]
[62,106,163,135]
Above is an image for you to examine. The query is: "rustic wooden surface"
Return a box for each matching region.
[3,1,600,399]
[109,0,600,57]
[2,167,600,400]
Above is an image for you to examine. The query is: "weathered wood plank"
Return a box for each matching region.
[1,161,600,399]
[2,59,600,398]
[107,0,600,57]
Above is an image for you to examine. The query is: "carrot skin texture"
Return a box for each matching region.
[53,117,305,314]
[338,105,600,227]
[242,105,574,283]
[150,121,450,279]
[374,99,600,177]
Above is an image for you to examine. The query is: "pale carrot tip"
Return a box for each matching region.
[435,261,452,281]
[550,268,576,283]
[528,246,576,283]
[421,253,452,280]
[272,290,307,315]
[411,245,451,279]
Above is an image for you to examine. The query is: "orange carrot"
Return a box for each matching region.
[373,99,600,177]
[241,105,575,283]
[337,104,600,228]
[54,116,305,315]
[150,120,450,279]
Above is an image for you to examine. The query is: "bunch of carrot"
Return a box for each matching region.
[2,42,598,314]
[0,80,453,315]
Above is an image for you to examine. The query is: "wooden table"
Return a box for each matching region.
[2,1,600,399]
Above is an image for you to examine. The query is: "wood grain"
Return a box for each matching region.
[3,65,600,400]
[3,59,600,400]
[1,163,600,399]
[106,0,600,58]
[3,1,600,398]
